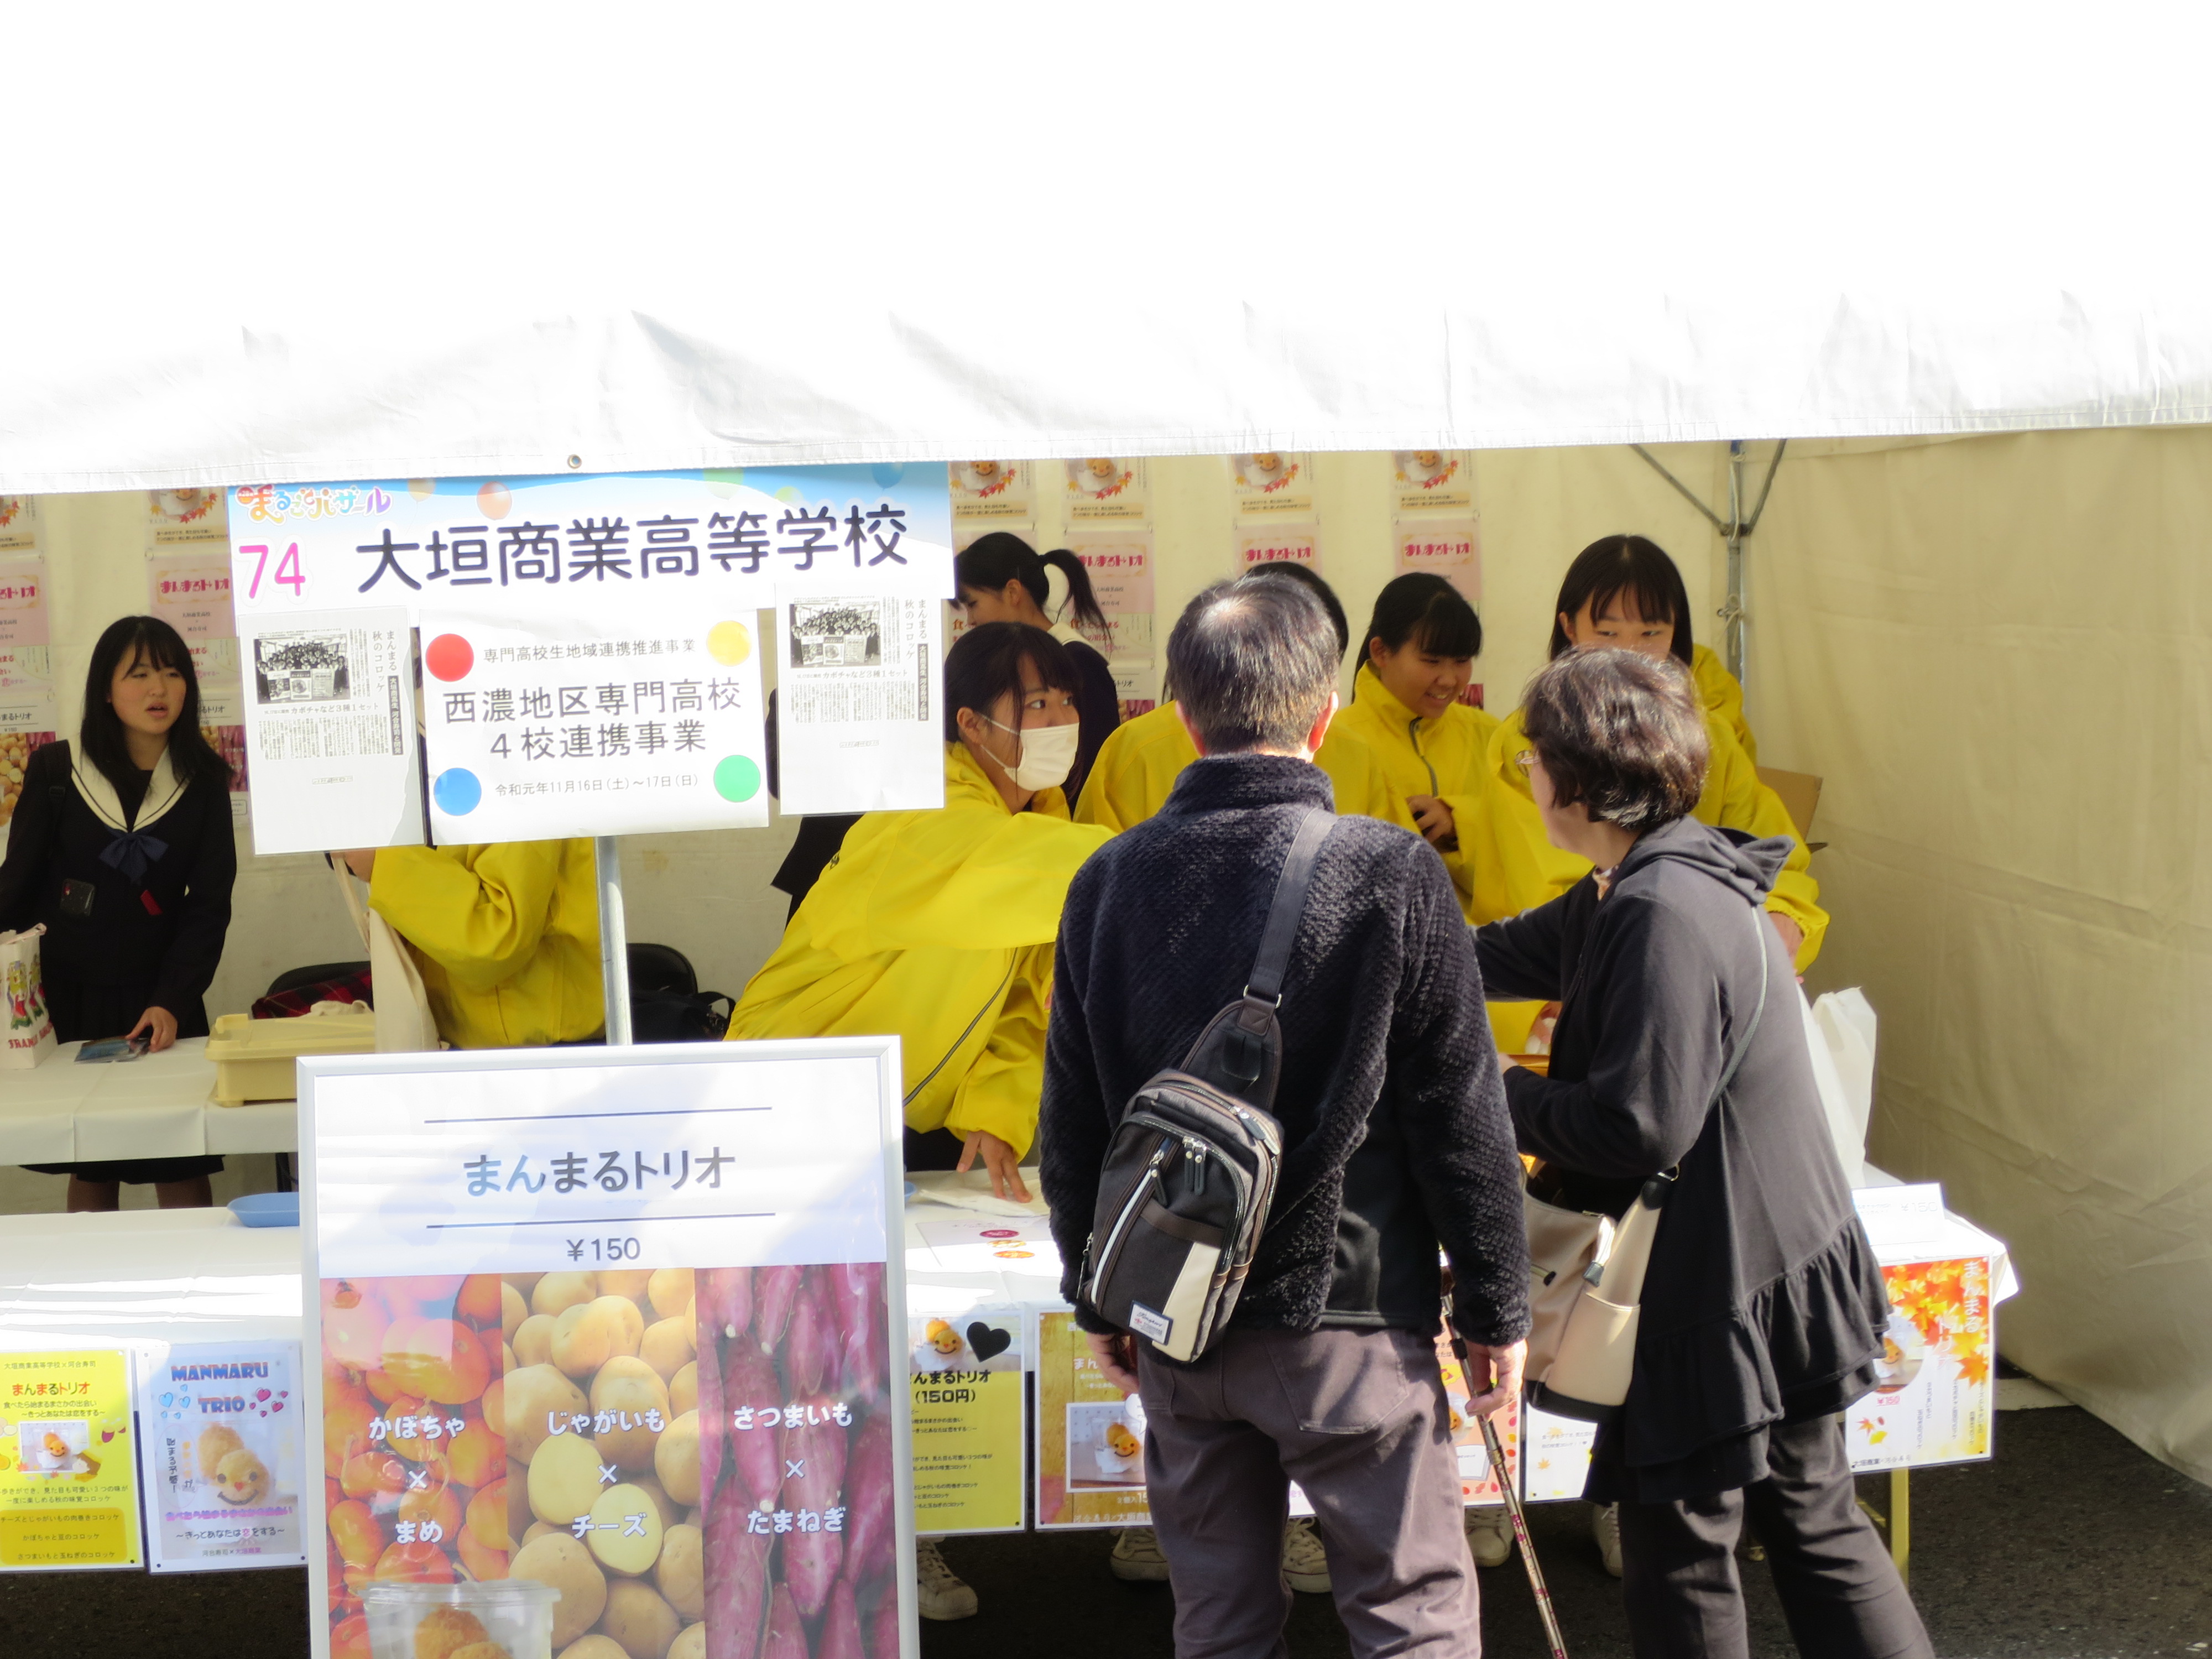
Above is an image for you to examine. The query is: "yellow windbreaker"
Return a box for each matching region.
[1074,702,1420,836]
[728,743,1110,1158]
[1692,644,1757,766]
[1484,703,1828,969]
[369,839,604,1049]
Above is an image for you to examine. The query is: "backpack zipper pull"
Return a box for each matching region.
[1182,1139,1207,1196]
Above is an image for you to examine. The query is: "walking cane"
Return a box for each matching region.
[1480,1410,1570,1659]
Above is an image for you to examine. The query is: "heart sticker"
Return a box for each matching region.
[256,1389,271,1402]
[967,1323,1013,1363]
[159,1394,174,1409]
[272,1401,285,1413]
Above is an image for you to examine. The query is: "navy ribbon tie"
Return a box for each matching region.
[100,828,169,885]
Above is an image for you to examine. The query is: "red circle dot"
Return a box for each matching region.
[425,633,474,682]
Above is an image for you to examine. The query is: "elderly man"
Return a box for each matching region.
[1042,575,1530,1659]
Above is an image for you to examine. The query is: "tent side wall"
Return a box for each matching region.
[1753,428,2212,1484]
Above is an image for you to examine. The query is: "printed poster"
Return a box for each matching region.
[1065,531,1154,661]
[147,549,238,642]
[239,607,424,855]
[1436,1337,1521,1506]
[1063,458,1149,524]
[0,1349,141,1570]
[0,695,58,832]
[1391,451,1474,513]
[1110,660,1160,723]
[0,496,38,551]
[0,555,48,649]
[775,593,946,815]
[302,1042,908,1659]
[147,487,229,548]
[1228,453,1314,518]
[1845,1255,1996,1473]
[1521,1405,1600,1503]
[197,685,251,829]
[420,612,768,844]
[145,1342,306,1572]
[951,462,1035,523]
[1238,524,1322,574]
[1394,518,1480,606]
[1035,1310,1148,1530]
[909,1305,1025,1534]
[0,648,51,692]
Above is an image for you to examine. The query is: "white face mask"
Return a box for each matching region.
[979,714,1081,792]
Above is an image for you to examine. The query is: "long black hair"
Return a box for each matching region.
[942,622,1082,742]
[956,532,1109,634]
[80,615,231,793]
[1547,534,1694,664]
[1361,572,1482,665]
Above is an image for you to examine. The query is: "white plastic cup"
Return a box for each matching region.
[359,1579,560,1659]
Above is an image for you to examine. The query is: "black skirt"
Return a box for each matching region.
[22,979,223,1186]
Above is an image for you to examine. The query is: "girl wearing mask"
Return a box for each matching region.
[2,617,236,1210]
[955,533,1121,804]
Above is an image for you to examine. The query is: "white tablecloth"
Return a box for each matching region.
[0,1207,303,1354]
[0,1037,298,1164]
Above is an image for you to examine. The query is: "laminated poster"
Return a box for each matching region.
[147,486,229,548]
[0,495,38,552]
[1064,531,1154,661]
[1845,1254,1996,1473]
[0,554,48,649]
[0,694,58,832]
[907,1305,1025,1535]
[1238,524,1322,574]
[1063,458,1149,524]
[1521,1406,1600,1504]
[240,607,424,856]
[1393,518,1480,607]
[147,549,238,643]
[1228,453,1314,518]
[302,1041,908,1659]
[1391,451,1474,513]
[775,593,946,815]
[0,1349,141,1571]
[146,1341,306,1572]
[1034,1310,1147,1531]
[420,611,768,844]
[950,462,1035,523]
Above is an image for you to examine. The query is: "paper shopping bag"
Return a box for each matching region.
[1,924,58,1067]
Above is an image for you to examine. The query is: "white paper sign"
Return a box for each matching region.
[420,610,767,843]
[304,1045,896,1278]
[1852,1183,1949,1252]
[144,1342,306,1572]
[775,591,946,815]
[228,466,954,624]
[240,608,423,855]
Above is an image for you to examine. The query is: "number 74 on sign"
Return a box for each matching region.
[241,542,305,598]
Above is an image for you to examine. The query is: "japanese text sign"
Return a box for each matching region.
[0,1349,141,1571]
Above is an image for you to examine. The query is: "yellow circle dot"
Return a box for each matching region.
[707,621,752,666]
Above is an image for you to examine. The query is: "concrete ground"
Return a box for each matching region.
[3,1399,2204,1657]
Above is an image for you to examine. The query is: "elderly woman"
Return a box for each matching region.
[1474,649,1928,1659]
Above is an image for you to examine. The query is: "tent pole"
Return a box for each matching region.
[596,835,633,1046]
[1725,443,1747,681]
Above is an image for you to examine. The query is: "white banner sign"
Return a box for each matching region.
[421,611,768,843]
[228,466,954,624]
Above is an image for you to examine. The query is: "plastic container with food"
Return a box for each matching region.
[359,1580,559,1659]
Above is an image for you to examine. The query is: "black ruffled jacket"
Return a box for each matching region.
[1477,816,1887,1501]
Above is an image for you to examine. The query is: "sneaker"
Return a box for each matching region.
[1464,1506,1514,1569]
[1109,1527,1172,1583]
[916,1538,978,1620]
[1592,1501,1624,1579]
[1281,1517,1331,1594]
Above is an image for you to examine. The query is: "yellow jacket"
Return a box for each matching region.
[1692,644,1757,766]
[1074,702,1420,837]
[369,839,604,1049]
[1484,703,1828,969]
[729,743,1110,1157]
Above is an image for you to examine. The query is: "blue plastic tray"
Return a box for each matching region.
[228,1192,300,1228]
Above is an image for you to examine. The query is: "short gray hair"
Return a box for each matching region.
[1167,577,1338,753]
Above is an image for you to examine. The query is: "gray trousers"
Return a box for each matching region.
[1138,1326,1481,1659]
[1618,1414,1934,1659]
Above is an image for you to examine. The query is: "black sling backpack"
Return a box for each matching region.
[1079,807,1332,1364]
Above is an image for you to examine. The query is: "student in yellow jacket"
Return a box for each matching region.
[1692,643,1758,765]
[338,839,603,1047]
[1075,565,1418,837]
[1488,533,1826,968]
[729,623,1110,1202]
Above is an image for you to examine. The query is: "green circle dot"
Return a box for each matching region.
[714,754,763,802]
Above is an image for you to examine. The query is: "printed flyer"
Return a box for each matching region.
[1521,1405,1599,1503]
[0,495,39,552]
[1063,458,1149,524]
[1393,518,1480,606]
[0,695,57,831]
[1228,453,1314,518]
[1238,524,1322,574]
[1035,1310,1149,1531]
[1064,532,1154,660]
[147,549,238,643]
[303,1042,907,1659]
[147,487,229,549]
[0,1349,141,1571]
[1846,1254,1996,1473]
[1391,451,1474,513]
[775,593,946,816]
[146,1341,306,1572]
[951,461,1035,523]
[908,1305,1025,1534]
[1436,1336,1520,1506]
[1110,660,1159,723]
[0,555,48,650]
[197,685,251,828]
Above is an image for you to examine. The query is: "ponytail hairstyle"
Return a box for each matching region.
[80,615,232,793]
[955,531,1108,634]
[1361,572,1482,665]
[1547,534,1694,665]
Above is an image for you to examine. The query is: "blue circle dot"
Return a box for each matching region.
[433,768,482,816]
